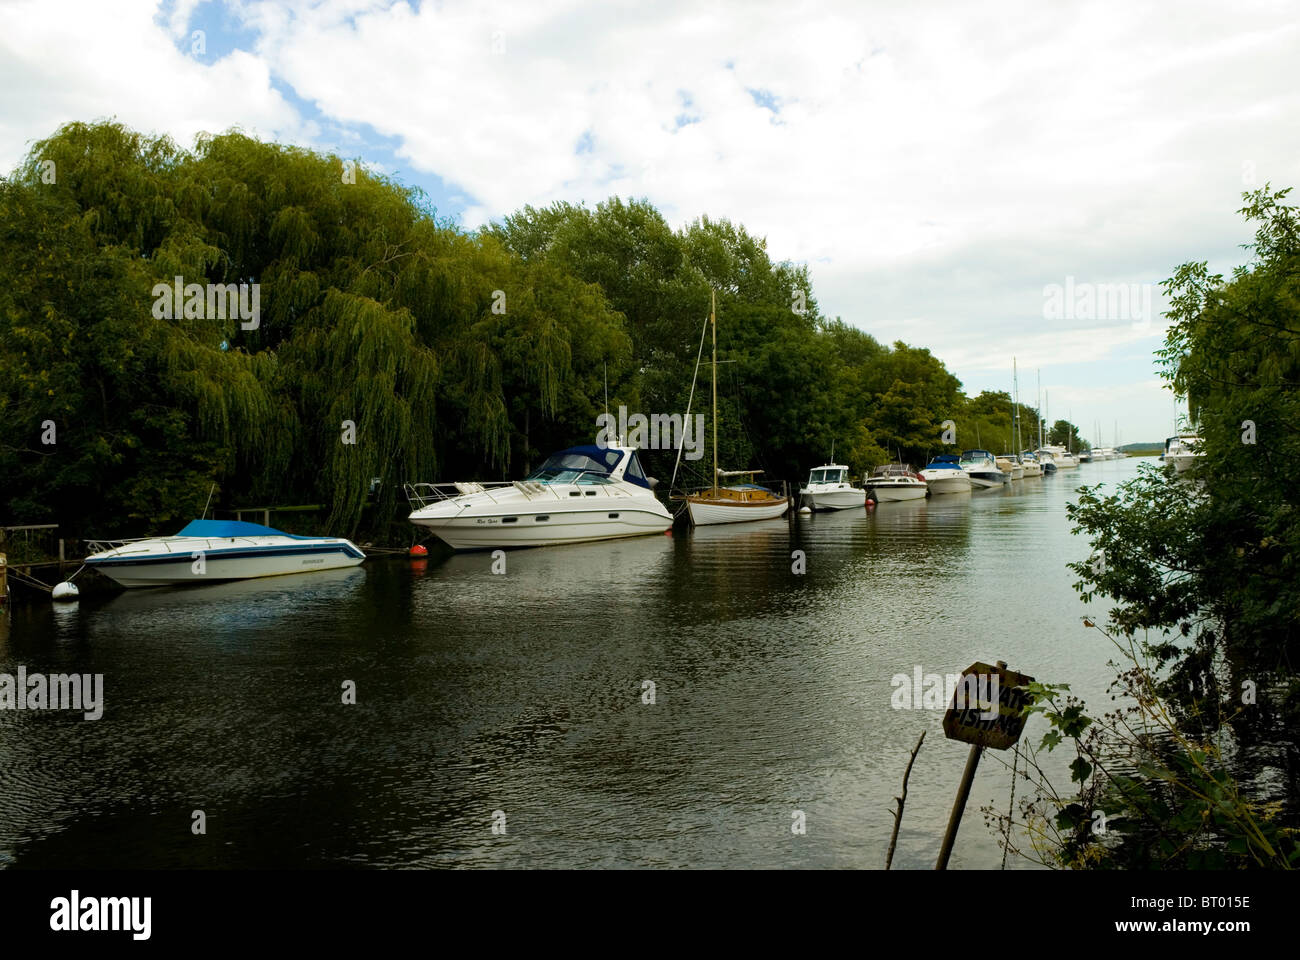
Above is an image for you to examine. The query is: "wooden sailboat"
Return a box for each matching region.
[685,291,790,526]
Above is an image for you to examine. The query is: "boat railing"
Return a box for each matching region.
[405,473,616,509]
[404,480,514,509]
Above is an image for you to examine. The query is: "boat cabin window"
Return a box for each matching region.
[809,468,844,483]
[526,447,624,484]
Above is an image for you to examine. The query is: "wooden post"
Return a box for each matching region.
[936,743,983,869]
[58,539,65,566]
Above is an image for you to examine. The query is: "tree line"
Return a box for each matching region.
[1,121,1079,540]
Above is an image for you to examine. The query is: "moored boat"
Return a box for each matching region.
[1160,434,1203,474]
[85,519,365,588]
[996,454,1025,480]
[919,455,973,494]
[800,463,867,511]
[407,444,673,549]
[961,449,1006,488]
[863,464,928,501]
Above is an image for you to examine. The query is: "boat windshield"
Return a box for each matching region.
[526,448,623,484]
[809,468,844,483]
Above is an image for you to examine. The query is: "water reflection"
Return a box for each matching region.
[0,459,1152,869]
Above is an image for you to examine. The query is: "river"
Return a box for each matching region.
[0,457,1150,869]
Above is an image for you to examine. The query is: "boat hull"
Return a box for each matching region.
[412,505,672,549]
[922,473,972,494]
[867,483,927,501]
[687,497,790,525]
[87,538,365,588]
[801,488,867,510]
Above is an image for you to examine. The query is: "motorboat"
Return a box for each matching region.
[995,454,1025,480]
[960,449,1006,488]
[1018,452,1043,477]
[863,464,928,501]
[919,455,973,494]
[1160,435,1203,474]
[800,463,867,510]
[85,519,365,588]
[1032,448,1058,474]
[1042,444,1078,468]
[407,444,673,549]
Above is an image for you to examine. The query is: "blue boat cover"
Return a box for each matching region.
[177,519,308,539]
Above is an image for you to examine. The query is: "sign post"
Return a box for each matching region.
[935,660,1035,870]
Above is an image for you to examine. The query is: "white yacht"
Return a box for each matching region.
[960,449,1006,488]
[800,463,867,511]
[85,520,365,588]
[919,455,973,494]
[1018,451,1043,477]
[863,464,927,502]
[995,454,1025,480]
[1043,444,1078,468]
[1033,448,1058,474]
[407,444,673,549]
[1160,435,1203,475]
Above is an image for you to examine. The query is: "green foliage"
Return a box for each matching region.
[1005,185,1300,870]
[1,120,1010,538]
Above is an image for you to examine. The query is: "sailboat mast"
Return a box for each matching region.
[1037,369,1042,449]
[711,289,718,499]
[1013,357,1021,452]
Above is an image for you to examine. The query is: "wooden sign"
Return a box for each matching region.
[942,661,1035,751]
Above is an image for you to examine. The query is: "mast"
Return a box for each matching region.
[711,289,718,498]
[1037,370,1043,449]
[1013,357,1021,453]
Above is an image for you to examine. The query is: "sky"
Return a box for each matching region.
[3,0,1298,444]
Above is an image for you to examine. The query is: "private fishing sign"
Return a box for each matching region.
[942,661,1035,750]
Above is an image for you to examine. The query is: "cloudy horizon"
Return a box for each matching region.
[4,0,1296,444]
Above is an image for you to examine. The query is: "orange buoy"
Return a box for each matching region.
[409,544,428,557]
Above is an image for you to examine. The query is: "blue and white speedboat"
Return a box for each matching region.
[85,519,365,588]
[919,455,972,494]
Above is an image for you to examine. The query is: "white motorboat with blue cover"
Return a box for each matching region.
[407,444,673,549]
[919,455,972,494]
[85,519,365,588]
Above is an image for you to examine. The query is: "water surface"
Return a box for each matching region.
[0,458,1146,869]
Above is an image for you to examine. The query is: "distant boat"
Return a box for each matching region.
[920,455,973,494]
[684,291,790,525]
[1018,451,1043,477]
[85,519,365,588]
[1042,444,1077,468]
[864,464,928,501]
[800,463,867,511]
[407,443,673,549]
[1161,435,1203,474]
[960,449,1006,488]
[1032,448,1059,474]
[995,454,1025,480]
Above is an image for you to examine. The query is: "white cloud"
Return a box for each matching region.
[3,0,1296,442]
